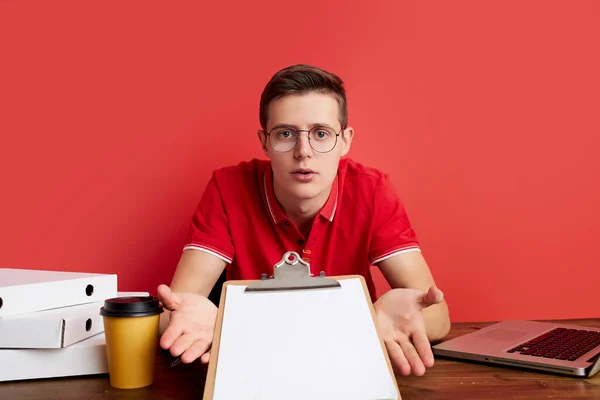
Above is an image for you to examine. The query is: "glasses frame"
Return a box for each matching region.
[264,126,342,154]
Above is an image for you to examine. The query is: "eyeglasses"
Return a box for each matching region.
[265,126,340,153]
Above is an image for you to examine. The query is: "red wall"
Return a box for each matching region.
[1,1,599,323]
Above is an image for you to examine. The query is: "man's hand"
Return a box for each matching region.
[157,284,218,365]
[373,286,444,376]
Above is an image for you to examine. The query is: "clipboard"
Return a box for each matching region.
[203,251,401,400]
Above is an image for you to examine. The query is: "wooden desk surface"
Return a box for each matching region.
[1,319,599,399]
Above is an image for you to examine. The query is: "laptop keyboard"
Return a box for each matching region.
[507,328,600,361]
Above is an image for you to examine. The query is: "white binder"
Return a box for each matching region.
[0,333,108,382]
[0,291,148,349]
[0,268,117,317]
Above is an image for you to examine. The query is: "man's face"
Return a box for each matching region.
[258,92,353,202]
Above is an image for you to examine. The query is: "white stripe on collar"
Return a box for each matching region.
[263,173,277,223]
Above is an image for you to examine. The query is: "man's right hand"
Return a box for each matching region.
[157,284,218,365]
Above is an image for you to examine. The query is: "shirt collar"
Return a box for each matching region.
[263,164,339,224]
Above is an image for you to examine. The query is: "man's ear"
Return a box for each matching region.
[257,130,269,155]
[340,126,354,157]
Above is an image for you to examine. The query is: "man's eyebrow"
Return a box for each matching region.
[270,123,335,130]
[270,124,297,130]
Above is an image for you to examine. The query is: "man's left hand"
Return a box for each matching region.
[373,286,444,376]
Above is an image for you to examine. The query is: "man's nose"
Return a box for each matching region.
[294,131,313,157]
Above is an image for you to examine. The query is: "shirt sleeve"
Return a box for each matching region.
[183,173,234,263]
[369,173,420,265]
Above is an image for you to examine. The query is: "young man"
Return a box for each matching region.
[157,64,450,376]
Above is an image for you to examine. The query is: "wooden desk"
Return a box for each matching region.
[1,319,599,399]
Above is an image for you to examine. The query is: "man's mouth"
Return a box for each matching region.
[293,169,316,175]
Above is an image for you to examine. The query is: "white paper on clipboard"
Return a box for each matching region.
[212,278,399,400]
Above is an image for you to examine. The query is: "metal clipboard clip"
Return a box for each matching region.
[245,251,341,293]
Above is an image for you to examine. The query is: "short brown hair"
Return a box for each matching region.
[259,64,348,131]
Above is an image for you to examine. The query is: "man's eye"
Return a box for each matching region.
[278,131,293,138]
[315,131,329,139]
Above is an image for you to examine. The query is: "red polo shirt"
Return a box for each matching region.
[183,158,420,300]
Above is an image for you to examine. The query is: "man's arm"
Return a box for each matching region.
[377,250,450,342]
[159,249,226,334]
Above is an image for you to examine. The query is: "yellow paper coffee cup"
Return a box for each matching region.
[100,296,164,389]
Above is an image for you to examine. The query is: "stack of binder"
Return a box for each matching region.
[0,268,142,382]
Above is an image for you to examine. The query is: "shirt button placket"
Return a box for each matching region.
[301,248,311,260]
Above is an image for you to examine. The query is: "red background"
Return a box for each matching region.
[1,1,599,322]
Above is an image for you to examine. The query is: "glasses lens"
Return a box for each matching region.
[270,128,297,152]
[309,127,337,153]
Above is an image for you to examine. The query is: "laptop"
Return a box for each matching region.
[432,320,600,377]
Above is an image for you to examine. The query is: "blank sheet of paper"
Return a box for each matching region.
[212,278,398,400]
